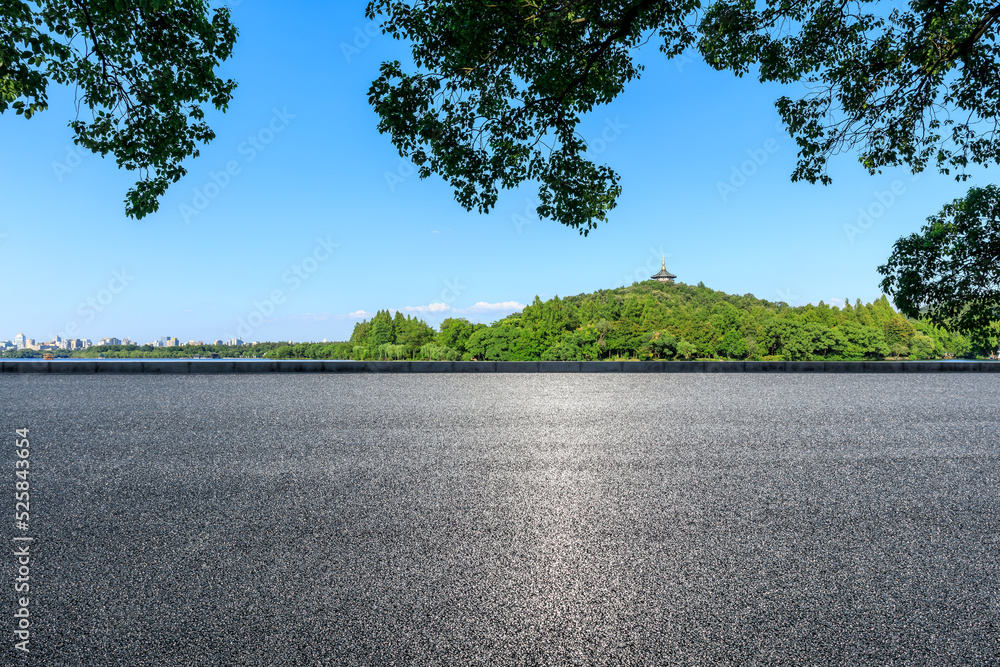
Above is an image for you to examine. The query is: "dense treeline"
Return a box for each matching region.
[266,310,472,361]
[73,343,282,359]
[269,282,997,361]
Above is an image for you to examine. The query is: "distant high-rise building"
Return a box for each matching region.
[226,338,243,346]
[14,333,26,349]
[99,337,121,346]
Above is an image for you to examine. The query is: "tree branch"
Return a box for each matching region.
[956,2,1000,58]
[542,0,662,106]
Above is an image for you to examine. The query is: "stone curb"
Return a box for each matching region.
[1,360,998,373]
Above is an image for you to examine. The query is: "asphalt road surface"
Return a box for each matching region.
[2,374,998,665]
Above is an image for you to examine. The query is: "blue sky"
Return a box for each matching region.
[1,2,991,345]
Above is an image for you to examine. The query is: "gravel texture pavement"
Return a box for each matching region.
[2,374,998,665]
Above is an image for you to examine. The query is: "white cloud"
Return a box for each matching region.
[348,310,370,318]
[403,302,452,313]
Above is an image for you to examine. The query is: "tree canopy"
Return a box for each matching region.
[366,0,1000,233]
[879,185,1000,334]
[1,0,237,218]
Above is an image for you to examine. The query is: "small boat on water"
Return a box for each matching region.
[42,353,54,360]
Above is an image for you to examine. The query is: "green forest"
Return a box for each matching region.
[9,281,995,362]
[269,281,996,362]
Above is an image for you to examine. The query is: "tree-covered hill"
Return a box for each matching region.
[268,281,996,362]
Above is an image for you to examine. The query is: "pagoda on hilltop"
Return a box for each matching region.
[651,256,676,283]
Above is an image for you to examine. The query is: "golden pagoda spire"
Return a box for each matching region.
[651,254,676,283]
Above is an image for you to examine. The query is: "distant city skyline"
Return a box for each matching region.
[2,333,255,351]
